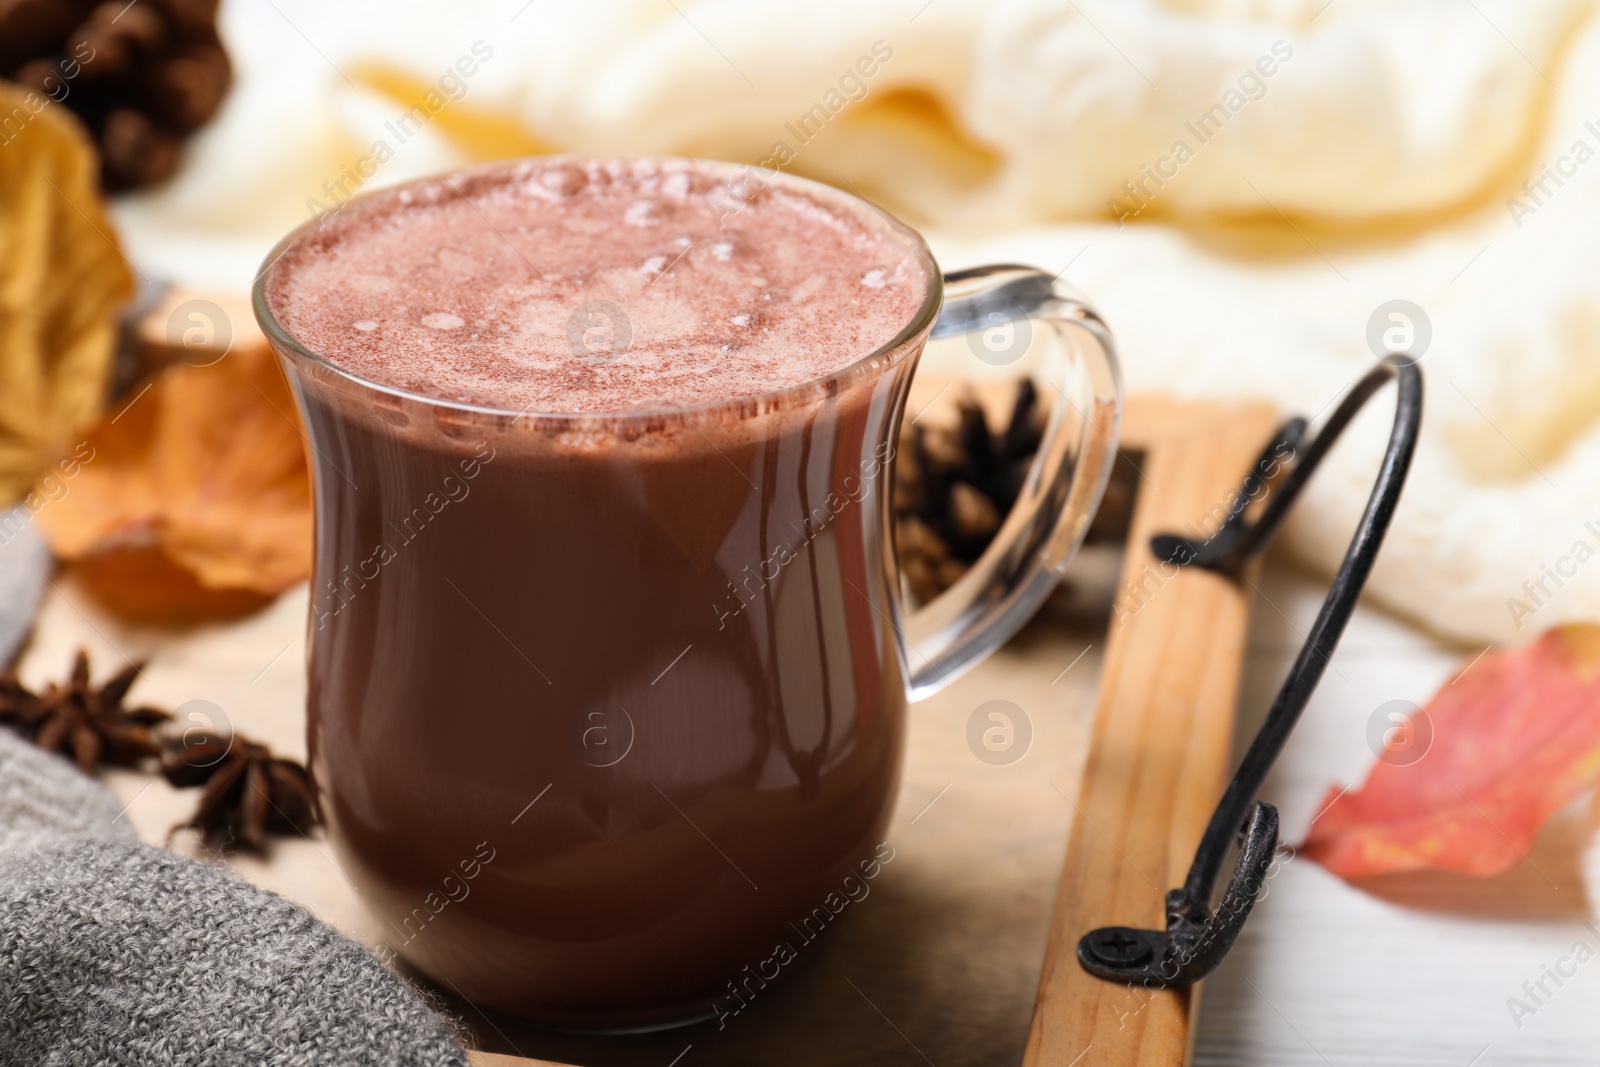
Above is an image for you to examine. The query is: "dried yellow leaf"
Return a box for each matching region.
[0,81,133,503]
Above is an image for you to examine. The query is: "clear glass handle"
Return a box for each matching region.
[902,265,1123,700]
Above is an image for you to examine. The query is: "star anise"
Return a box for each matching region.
[161,730,319,851]
[0,649,170,774]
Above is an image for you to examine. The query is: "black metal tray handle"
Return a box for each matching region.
[1078,356,1423,985]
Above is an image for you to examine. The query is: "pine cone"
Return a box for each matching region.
[1,0,231,190]
[893,379,1140,604]
[894,380,1047,603]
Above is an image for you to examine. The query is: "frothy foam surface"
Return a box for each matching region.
[265,159,929,414]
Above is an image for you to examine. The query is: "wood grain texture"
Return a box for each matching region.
[1023,398,1279,1067]
[469,1053,571,1067]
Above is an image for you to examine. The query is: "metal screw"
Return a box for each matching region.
[1085,926,1153,967]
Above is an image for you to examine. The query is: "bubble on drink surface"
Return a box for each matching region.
[730,313,751,328]
[348,272,395,295]
[640,254,668,275]
[861,269,887,289]
[519,164,584,200]
[624,200,658,227]
[353,320,378,332]
[711,241,734,262]
[422,312,464,330]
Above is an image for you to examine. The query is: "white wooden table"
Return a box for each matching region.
[1194,565,1600,1067]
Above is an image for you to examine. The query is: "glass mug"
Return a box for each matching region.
[254,157,1121,1029]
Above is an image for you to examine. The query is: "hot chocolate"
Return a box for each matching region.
[261,159,937,1026]
[265,157,926,413]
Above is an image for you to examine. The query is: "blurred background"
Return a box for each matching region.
[11,0,1597,646]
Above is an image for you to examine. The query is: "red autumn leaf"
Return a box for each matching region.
[1300,624,1600,879]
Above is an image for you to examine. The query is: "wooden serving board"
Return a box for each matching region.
[1023,399,1276,1067]
[37,302,1277,1066]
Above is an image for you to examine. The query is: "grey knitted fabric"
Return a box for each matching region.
[0,730,471,1066]
[0,506,49,667]
[0,718,129,856]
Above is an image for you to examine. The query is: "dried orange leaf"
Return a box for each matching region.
[72,546,277,628]
[34,339,312,615]
[1301,625,1600,879]
[0,81,134,503]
